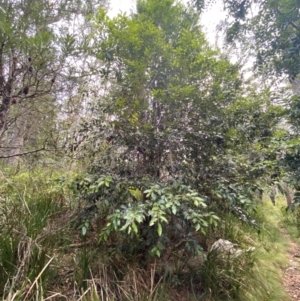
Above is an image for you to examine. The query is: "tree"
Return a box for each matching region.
[191,0,300,197]
[70,0,279,259]
[190,0,299,77]
[0,0,107,164]
[88,0,242,181]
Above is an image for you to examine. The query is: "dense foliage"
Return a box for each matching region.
[0,0,298,300]
[191,0,300,196]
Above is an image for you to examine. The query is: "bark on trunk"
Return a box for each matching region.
[7,113,27,166]
[282,182,294,207]
[291,77,300,96]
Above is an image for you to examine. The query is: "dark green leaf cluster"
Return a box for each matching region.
[71,174,218,258]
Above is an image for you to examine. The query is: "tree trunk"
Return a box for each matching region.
[282,182,294,207]
[291,77,300,96]
[6,113,27,166]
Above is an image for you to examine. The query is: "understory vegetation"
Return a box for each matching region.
[0,169,293,300]
[1,0,300,299]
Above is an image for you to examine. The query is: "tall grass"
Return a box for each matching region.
[0,169,73,300]
[238,200,290,301]
[0,171,293,300]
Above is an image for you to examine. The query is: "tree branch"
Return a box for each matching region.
[0,144,55,159]
[275,8,300,31]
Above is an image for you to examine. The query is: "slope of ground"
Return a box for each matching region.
[283,234,300,301]
[268,197,300,301]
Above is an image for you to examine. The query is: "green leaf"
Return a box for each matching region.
[120,223,129,232]
[151,192,157,201]
[157,223,162,236]
[149,217,158,226]
[132,222,138,234]
[160,216,168,223]
[98,181,105,187]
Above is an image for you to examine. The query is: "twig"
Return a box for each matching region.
[76,287,91,301]
[23,256,54,300]
[0,145,56,159]
[43,292,68,300]
[275,8,300,31]
[63,241,94,248]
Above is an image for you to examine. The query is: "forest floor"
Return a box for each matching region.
[282,228,300,300]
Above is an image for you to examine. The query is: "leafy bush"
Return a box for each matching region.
[71,174,219,259]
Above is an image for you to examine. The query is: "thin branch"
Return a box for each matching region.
[275,8,300,31]
[0,144,56,159]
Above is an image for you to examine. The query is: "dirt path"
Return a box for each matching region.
[282,229,300,301]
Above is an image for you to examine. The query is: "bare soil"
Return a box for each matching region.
[282,231,300,301]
